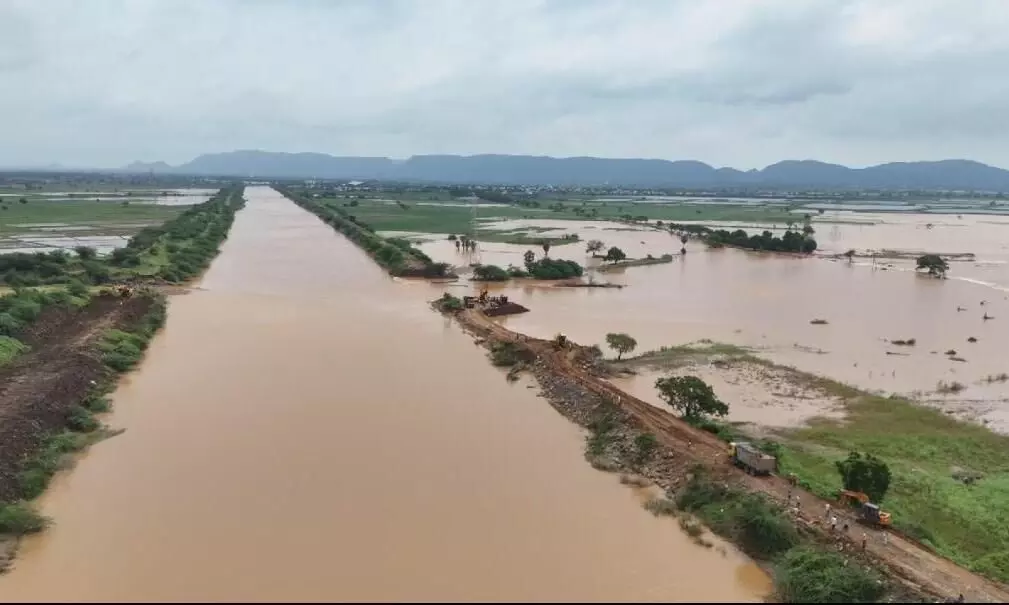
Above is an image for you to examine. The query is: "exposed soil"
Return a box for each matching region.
[445,306,1009,603]
[0,293,156,570]
[611,355,846,429]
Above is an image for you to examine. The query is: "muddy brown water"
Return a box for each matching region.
[0,187,767,602]
[421,213,1009,430]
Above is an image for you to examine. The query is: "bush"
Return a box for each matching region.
[633,433,658,467]
[526,258,583,280]
[775,547,884,603]
[98,329,148,372]
[0,503,47,535]
[436,293,464,312]
[74,246,97,260]
[676,473,797,559]
[0,335,28,366]
[472,264,509,281]
[489,342,529,367]
[66,405,100,433]
[734,493,799,558]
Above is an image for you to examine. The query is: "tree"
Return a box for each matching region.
[916,254,949,277]
[835,451,891,503]
[655,375,728,421]
[585,239,605,255]
[472,264,509,281]
[523,249,536,269]
[605,332,637,360]
[604,246,627,263]
[18,197,27,204]
[541,241,551,257]
[74,246,97,260]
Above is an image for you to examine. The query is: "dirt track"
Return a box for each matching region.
[454,307,1009,603]
[0,294,154,501]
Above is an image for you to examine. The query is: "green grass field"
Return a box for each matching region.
[623,341,1009,584]
[316,196,798,238]
[0,200,185,238]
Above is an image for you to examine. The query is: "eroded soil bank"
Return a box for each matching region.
[0,187,767,602]
[0,291,160,570]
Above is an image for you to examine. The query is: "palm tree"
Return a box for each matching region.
[541,241,551,257]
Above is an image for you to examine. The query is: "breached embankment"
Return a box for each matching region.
[435,303,1009,603]
[0,289,168,571]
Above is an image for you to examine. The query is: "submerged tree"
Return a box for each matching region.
[585,239,605,256]
[916,254,949,277]
[605,332,637,360]
[604,246,627,263]
[541,241,552,258]
[655,375,728,421]
[523,249,536,269]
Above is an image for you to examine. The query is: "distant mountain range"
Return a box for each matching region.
[122,151,1009,190]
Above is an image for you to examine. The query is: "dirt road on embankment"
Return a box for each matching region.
[450,307,1009,603]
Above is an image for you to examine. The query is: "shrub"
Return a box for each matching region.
[472,264,509,281]
[436,293,464,312]
[0,503,47,535]
[0,335,28,366]
[98,329,147,372]
[633,433,658,467]
[489,341,529,367]
[775,547,884,603]
[66,405,100,433]
[526,258,583,280]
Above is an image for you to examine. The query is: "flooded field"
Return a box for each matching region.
[0,190,212,253]
[0,187,767,602]
[419,213,1009,431]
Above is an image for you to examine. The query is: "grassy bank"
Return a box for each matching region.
[674,472,887,603]
[107,186,245,283]
[625,339,1009,584]
[577,388,897,603]
[278,187,454,278]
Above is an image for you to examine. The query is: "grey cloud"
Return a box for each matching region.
[2,0,1009,169]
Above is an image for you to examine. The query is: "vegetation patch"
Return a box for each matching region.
[489,341,533,367]
[471,264,509,282]
[434,293,464,312]
[0,187,244,287]
[0,502,47,535]
[0,335,28,366]
[279,188,454,279]
[774,547,885,603]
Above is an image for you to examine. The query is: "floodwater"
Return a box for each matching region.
[0,187,767,602]
[421,213,1009,430]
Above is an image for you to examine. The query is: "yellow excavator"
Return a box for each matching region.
[839,490,892,527]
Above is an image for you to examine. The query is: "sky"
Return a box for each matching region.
[2,0,1009,169]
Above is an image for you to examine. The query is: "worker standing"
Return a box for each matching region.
[862,532,868,550]
[824,503,831,519]
[883,531,889,546]
[830,515,838,532]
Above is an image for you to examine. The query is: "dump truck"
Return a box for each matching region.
[729,441,776,476]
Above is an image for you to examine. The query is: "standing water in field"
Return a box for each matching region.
[0,187,767,602]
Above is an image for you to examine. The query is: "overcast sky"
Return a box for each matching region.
[3,0,1008,169]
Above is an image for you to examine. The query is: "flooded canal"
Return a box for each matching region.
[0,187,767,602]
[417,214,1009,430]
